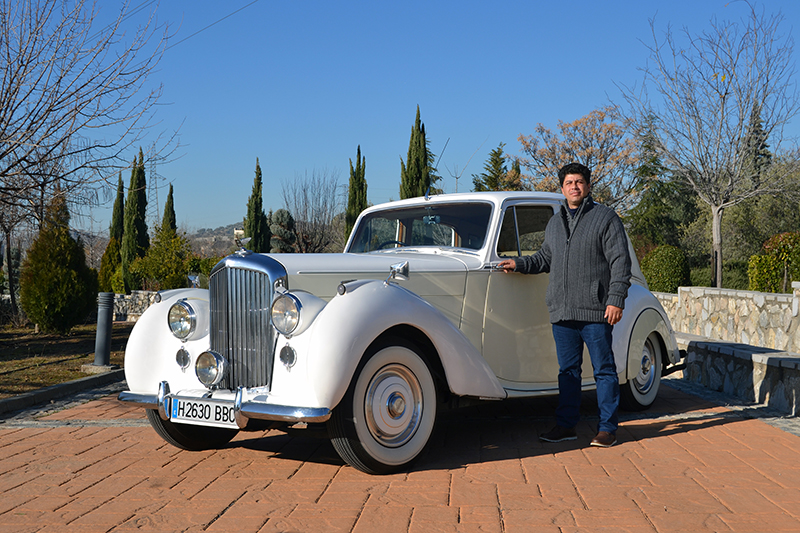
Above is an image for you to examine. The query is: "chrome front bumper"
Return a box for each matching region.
[118,381,331,429]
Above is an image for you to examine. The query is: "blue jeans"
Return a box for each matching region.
[551,321,619,434]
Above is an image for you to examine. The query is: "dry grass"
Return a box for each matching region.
[0,322,133,399]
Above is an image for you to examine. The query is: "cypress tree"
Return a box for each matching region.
[345,145,367,239]
[163,184,177,234]
[400,106,441,199]
[121,149,149,292]
[110,174,125,241]
[243,158,271,253]
[20,192,97,333]
[99,174,125,291]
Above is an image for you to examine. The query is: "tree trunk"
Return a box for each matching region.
[711,205,724,288]
[4,231,18,317]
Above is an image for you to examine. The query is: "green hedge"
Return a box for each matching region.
[748,232,800,293]
[641,245,690,293]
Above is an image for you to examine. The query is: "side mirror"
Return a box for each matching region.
[385,260,410,284]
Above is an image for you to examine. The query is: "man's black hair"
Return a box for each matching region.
[558,162,591,186]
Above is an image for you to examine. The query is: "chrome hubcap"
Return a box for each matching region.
[635,340,655,394]
[364,364,423,447]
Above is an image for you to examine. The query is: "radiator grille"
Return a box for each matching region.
[209,265,275,389]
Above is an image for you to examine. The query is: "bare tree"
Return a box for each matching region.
[282,169,344,253]
[0,0,171,218]
[516,105,643,210]
[623,4,800,287]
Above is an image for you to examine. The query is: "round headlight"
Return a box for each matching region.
[168,300,196,340]
[195,351,227,387]
[271,293,301,335]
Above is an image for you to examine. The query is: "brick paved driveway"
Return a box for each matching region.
[1,381,799,532]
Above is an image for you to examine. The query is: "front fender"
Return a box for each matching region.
[277,279,506,410]
[124,288,211,394]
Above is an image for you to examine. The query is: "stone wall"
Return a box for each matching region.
[678,335,800,416]
[655,282,800,353]
[656,284,800,415]
[113,291,158,322]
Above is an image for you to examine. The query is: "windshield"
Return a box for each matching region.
[348,203,493,253]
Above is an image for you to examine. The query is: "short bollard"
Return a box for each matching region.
[92,292,114,367]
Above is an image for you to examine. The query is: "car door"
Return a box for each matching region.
[482,202,592,390]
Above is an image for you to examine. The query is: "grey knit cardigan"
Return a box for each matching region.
[512,195,632,324]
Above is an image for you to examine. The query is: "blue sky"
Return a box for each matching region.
[83,0,800,233]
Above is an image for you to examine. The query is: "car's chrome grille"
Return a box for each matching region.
[209,264,275,389]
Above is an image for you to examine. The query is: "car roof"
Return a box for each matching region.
[360,191,565,215]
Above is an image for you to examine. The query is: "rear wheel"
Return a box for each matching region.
[146,409,239,451]
[620,332,662,411]
[328,339,437,474]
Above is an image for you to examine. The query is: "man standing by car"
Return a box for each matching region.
[497,162,631,447]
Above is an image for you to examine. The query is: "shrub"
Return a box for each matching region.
[748,254,783,292]
[129,224,193,291]
[20,195,98,333]
[640,245,690,293]
[746,232,800,293]
[689,261,749,290]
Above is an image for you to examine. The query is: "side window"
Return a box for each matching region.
[497,208,518,257]
[496,205,553,257]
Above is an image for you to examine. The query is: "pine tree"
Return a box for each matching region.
[121,149,149,292]
[243,158,271,253]
[472,143,508,191]
[400,106,441,199]
[270,209,297,253]
[98,174,125,292]
[163,184,177,234]
[345,145,367,239]
[19,192,98,333]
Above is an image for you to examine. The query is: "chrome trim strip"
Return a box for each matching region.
[117,390,331,424]
[239,402,331,423]
[157,381,171,420]
[233,387,247,429]
[117,391,158,409]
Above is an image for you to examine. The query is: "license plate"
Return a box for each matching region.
[170,397,238,429]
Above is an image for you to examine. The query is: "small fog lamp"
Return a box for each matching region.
[176,347,191,370]
[195,350,227,387]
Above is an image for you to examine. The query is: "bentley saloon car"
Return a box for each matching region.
[119,191,681,474]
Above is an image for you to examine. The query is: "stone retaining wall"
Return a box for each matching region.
[676,333,800,416]
[655,282,800,353]
[113,291,158,322]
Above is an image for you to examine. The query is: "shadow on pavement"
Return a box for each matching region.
[216,380,784,473]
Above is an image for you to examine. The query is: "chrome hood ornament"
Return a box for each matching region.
[235,236,253,256]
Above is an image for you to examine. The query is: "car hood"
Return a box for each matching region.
[268,251,481,327]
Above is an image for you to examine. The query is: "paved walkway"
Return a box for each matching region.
[1,379,799,532]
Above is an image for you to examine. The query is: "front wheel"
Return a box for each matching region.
[146,409,239,451]
[327,339,437,474]
[620,332,662,411]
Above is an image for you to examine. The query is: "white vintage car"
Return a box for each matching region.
[119,192,681,474]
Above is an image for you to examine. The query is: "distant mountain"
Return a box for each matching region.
[186,222,241,258]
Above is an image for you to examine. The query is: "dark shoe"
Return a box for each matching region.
[540,425,577,443]
[590,431,617,447]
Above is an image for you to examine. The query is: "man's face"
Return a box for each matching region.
[560,173,590,208]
